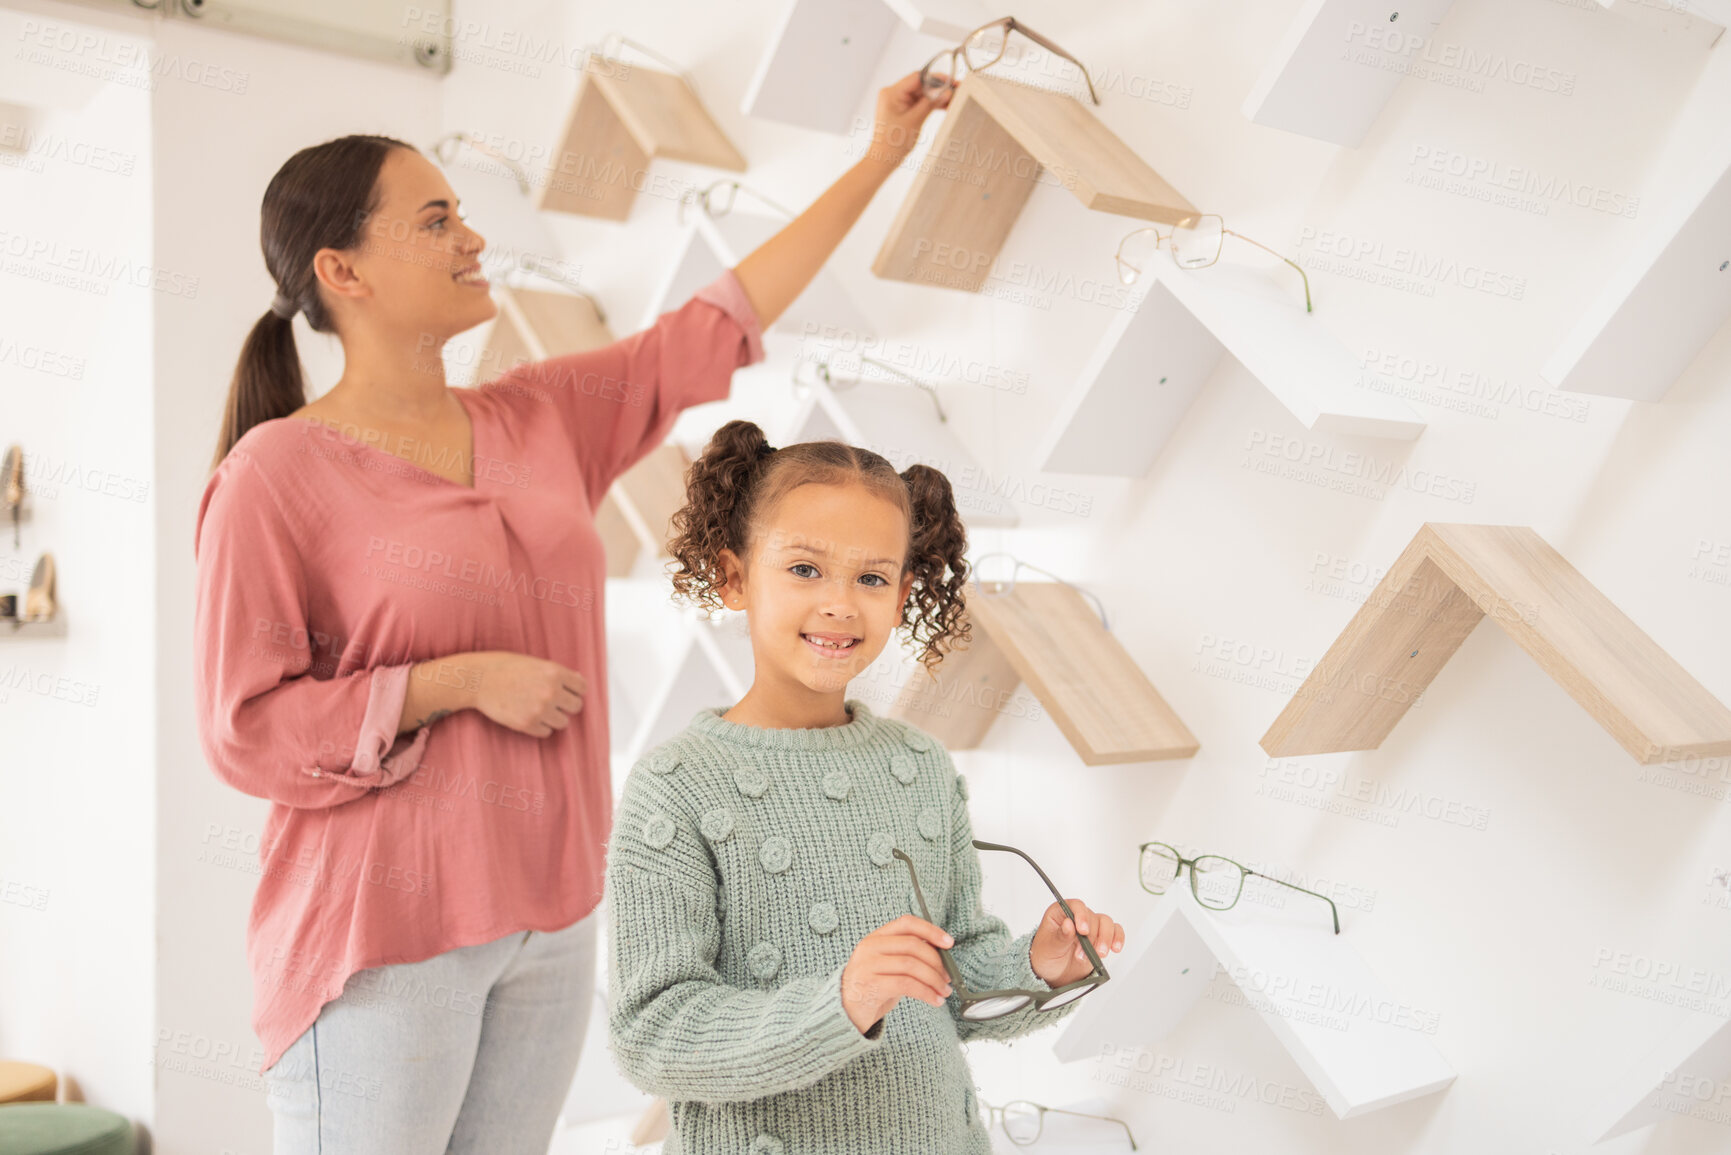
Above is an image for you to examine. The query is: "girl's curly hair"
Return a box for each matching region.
[665,419,971,676]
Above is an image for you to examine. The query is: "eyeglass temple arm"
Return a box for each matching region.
[998,19,1101,104]
[1036,1105,1139,1149]
[893,850,970,990]
[1223,229,1312,312]
[971,840,1107,973]
[1243,868,1340,934]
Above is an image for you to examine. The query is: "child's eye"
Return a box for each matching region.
[859,573,888,587]
[790,562,819,578]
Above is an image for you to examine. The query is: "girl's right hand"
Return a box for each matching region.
[464,650,588,738]
[840,914,956,1036]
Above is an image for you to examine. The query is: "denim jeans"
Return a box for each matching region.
[264,911,598,1154]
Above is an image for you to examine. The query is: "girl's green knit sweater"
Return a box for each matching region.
[603,696,1080,1154]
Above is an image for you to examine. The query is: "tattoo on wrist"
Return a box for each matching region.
[414,708,452,729]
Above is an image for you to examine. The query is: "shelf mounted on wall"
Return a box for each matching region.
[538,45,746,221]
[1588,1008,1731,1142]
[872,72,1197,292]
[1037,247,1425,478]
[621,610,755,763]
[1053,883,1456,1117]
[1260,523,1731,765]
[1241,0,1459,148]
[741,0,990,135]
[889,572,1198,764]
[1541,133,1731,401]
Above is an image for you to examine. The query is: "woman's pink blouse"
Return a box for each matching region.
[193,269,764,1072]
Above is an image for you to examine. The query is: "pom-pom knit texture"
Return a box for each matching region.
[603,697,1080,1153]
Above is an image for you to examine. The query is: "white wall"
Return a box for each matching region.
[3,0,1730,1151]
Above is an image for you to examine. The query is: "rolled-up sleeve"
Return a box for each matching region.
[193,447,433,808]
[480,267,765,512]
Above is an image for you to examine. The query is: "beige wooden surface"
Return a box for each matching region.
[593,63,746,171]
[1261,523,1731,763]
[888,606,1024,749]
[539,74,648,219]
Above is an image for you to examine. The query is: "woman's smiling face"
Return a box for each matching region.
[718,481,917,696]
[315,147,497,341]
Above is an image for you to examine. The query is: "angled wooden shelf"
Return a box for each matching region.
[538,53,746,221]
[643,212,876,339]
[741,0,988,135]
[1596,0,1726,45]
[1241,0,1458,148]
[785,371,1019,528]
[1541,134,1731,401]
[1588,1009,1731,1141]
[889,578,1198,764]
[621,611,755,764]
[1037,248,1425,478]
[1055,884,1455,1118]
[872,73,1197,293]
[1261,524,1731,765]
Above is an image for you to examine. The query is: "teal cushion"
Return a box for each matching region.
[0,1104,134,1155]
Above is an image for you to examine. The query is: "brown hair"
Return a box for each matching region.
[666,419,972,676]
[210,134,417,471]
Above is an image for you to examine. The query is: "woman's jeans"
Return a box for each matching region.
[264,911,598,1154]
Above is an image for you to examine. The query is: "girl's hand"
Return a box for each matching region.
[840,914,956,1035]
[866,71,952,167]
[463,650,587,738]
[1030,900,1124,989]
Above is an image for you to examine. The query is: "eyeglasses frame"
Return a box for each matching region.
[1137,841,1340,934]
[893,839,1109,1020]
[919,17,1102,106]
[977,1095,1141,1149]
[1114,215,1314,312]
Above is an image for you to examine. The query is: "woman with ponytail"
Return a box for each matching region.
[603,422,1127,1153]
[192,75,952,1153]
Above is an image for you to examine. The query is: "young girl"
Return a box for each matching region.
[604,420,1128,1153]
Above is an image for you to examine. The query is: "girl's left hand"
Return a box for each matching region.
[1029,900,1125,988]
[866,71,952,167]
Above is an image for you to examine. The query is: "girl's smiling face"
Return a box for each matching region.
[717,481,917,698]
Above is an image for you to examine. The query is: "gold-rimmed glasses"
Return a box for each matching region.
[1114,215,1313,312]
[675,178,796,227]
[919,17,1101,106]
[977,1096,1140,1148]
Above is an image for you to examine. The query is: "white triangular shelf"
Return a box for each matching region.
[1241,0,1459,148]
[620,609,755,764]
[740,0,990,135]
[785,374,1020,527]
[1037,249,1425,478]
[1054,883,1455,1119]
[1588,1008,1731,1142]
[643,212,876,340]
[1541,132,1731,401]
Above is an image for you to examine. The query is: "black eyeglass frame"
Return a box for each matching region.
[918,17,1102,106]
[894,840,1108,1021]
[1137,841,1341,934]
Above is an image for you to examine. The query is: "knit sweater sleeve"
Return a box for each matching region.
[940,756,1084,1043]
[604,753,886,1102]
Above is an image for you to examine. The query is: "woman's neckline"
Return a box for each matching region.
[285,388,481,491]
[689,697,886,752]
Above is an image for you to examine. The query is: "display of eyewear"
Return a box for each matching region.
[976,1095,1139,1148]
[1138,841,1340,934]
[676,178,796,227]
[1113,216,1314,312]
[919,17,1101,106]
[894,840,1108,1019]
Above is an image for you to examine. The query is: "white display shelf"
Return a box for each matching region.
[1541,135,1731,401]
[1036,249,1426,478]
[642,212,876,340]
[740,0,989,135]
[621,610,755,766]
[1596,0,1727,45]
[1589,1009,1731,1142]
[1054,884,1455,1119]
[1241,0,1459,148]
[786,371,1019,527]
